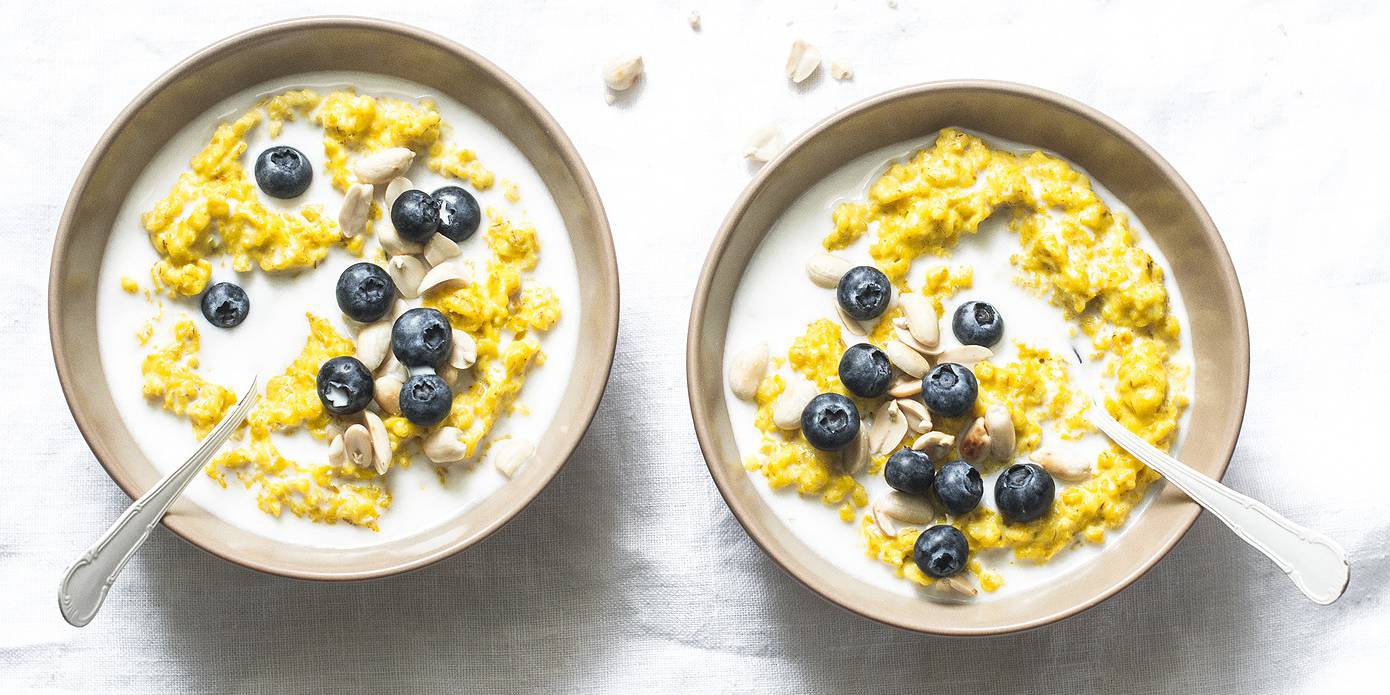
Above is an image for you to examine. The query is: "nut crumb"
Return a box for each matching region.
[830,62,853,81]
[688,10,701,30]
[743,126,784,163]
[785,39,821,83]
[602,54,644,95]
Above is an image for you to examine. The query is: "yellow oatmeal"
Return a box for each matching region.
[743,129,1190,593]
[134,88,558,530]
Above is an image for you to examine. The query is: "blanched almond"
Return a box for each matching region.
[383,176,413,213]
[423,233,461,266]
[984,404,1015,462]
[374,375,403,416]
[958,417,991,466]
[930,574,978,598]
[387,255,427,299]
[892,319,943,357]
[872,491,935,537]
[728,342,768,400]
[896,398,931,433]
[839,426,870,475]
[806,253,852,288]
[417,260,471,295]
[343,424,374,469]
[772,379,818,430]
[327,434,346,467]
[836,304,868,337]
[354,322,392,372]
[378,220,423,256]
[898,293,940,349]
[354,147,415,184]
[450,329,477,370]
[1030,446,1093,482]
[912,431,954,459]
[785,39,821,83]
[338,183,373,239]
[363,411,392,475]
[888,376,923,398]
[744,126,784,163]
[884,340,930,378]
[937,345,993,367]
[491,437,534,478]
[868,400,909,457]
[423,427,468,464]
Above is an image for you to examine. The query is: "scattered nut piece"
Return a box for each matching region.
[884,340,930,378]
[338,183,373,239]
[1030,446,1093,482]
[958,417,992,466]
[892,321,943,357]
[912,431,954,460]
[687,10,701,29]
[603,54,644,91]
[417,260,471,295]
[374,376,403,417]
[836,304,869,337]
[376,351,408,380]
[343,424,374,469]
[872,491,935,536]
[868,400,909,456]
[354,321,392,372]
[327,434,346,467]
[984,404,1016,462]
[378,220,423,256]
[383,176,412,213]
[888,376,923,398]
[772,379,818,430]
[437,363,462,387]
[899,293,940,349]
[743,126,785,163]
[387,255,428,299]
[353,147,415,185]
[829,62,853,81]
[728,342,768,400]
[895,398,932,433]
[937,345,993,367]
[930,574,978,599]
[450,329,477,370]
[423,233,461,266]
[423,427,468,464]
[492,437,535,478]
[839,426,870,475]
[363,411,392,475]
[785,39,821,83]
[806,253,853,288]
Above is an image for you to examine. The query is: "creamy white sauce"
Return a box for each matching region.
[96,71,581,549]
[723,130,1194,600]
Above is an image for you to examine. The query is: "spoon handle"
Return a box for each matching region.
[1090,405,1349,604]
[58,378,258,627]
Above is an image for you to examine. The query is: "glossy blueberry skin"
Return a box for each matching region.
[335,262,396,323]
[921,363,978,418]
[800,393,860,451]
[914,524,969,578]
[432,186,482,242]
[253,146,312,199]
[836,265,892,321]
[838,344,892,398]
[199,282,249,328]
[400,373,453,426]
[952,301,1004,347]
[391,308,453,368]
[995,463,1056,523]
[885,449,936,496]
[391,189,441,242]
[316,356,374,416]
[934,460,983,516]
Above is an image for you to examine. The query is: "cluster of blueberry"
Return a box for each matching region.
[316,262,457,426]
[805,267,1057,580]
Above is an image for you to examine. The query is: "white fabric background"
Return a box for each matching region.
[2,1,1386,692]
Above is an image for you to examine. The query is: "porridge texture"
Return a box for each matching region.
[742,129,1189,593]
[135,88,560,530]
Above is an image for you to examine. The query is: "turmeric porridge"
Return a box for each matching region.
[723,128,1192,600]
[97,72,581,547]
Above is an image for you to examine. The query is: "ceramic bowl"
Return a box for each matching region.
[50,17,618,580]
[686,81,1248,635]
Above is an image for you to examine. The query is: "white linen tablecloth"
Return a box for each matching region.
[2,1,1386,692]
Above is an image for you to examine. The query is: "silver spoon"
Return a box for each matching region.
[1067,349,1349,604]
[58,377,259,626]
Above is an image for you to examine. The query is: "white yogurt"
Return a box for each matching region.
[96,72,581,549]
[723,130,1194,599]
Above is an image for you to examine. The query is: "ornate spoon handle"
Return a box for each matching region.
[1090,404,1349,604]
[58,378,258,627]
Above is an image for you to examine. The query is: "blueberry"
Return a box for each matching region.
[922,363,978,418]
[995,463,1056,523]
[952,301,1004,347]
[800,393,860,451]
[836,265,892,321]
[391,307,453,368]
[199,282,249,328]
[885,449,936,496]
[316,356,373,416]
[934,460,983,515]
[254,146,312,199]
[433,186,481,242]
[391,189,440,242]
[838,344,892,398]
[913,525,969,578]
[399,373,452,426]
[335,262,396,323]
